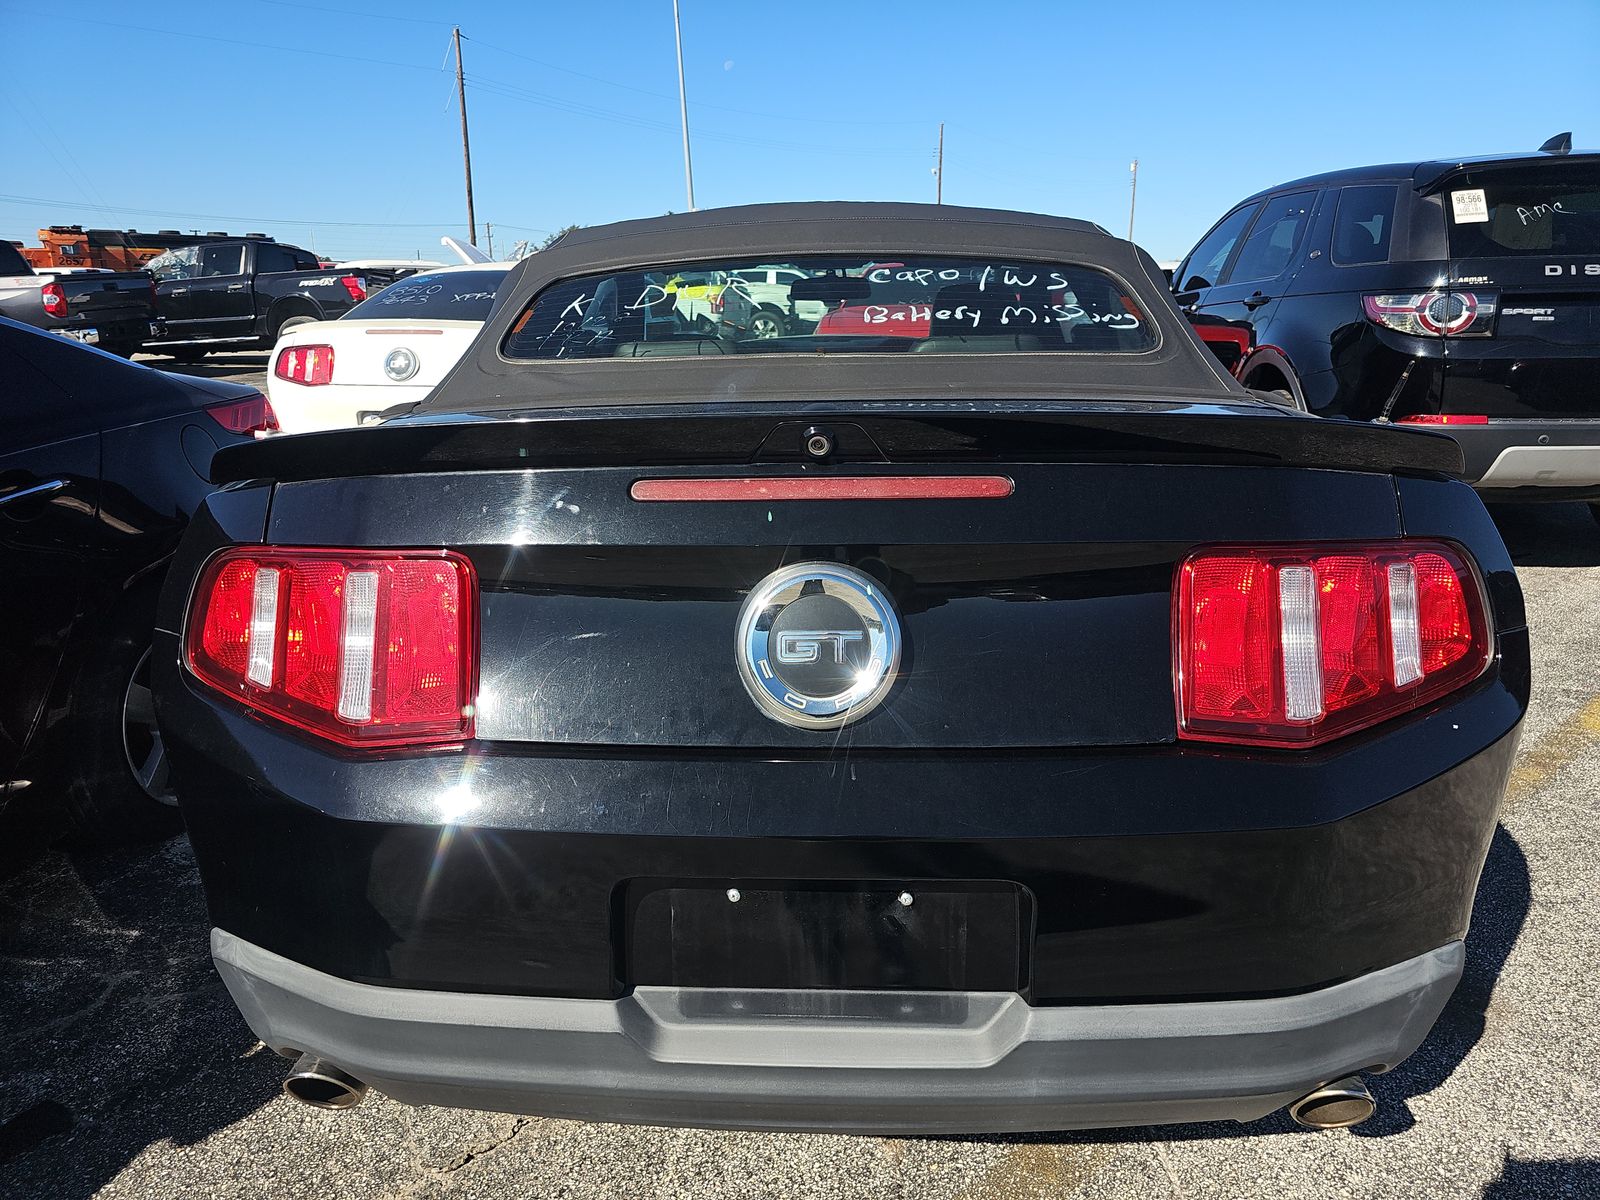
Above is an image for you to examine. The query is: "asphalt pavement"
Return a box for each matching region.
[1,503,1597,1200]
[133,351,271,395]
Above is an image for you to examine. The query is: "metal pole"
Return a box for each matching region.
[672,0,696,211]
[454,26,477,245]
[486,222,494,260]
[936,122,944,204]
[1127,158,1138,242]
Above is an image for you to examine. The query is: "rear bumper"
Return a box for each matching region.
[215,929,1463,1133]
[1446,420,1600,498]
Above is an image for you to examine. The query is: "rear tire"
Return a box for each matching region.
[60,588,183,845]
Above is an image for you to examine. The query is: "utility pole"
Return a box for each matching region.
[453,26,477,245]
[485,222,494,260]
[935,122,944,204]
[672,0,696,211]
[1127,158,1138,242]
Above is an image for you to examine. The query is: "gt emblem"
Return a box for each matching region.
[736,563,901,730]
[775,629,865,665]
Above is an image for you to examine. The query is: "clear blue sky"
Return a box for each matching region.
[3,0,1598,263]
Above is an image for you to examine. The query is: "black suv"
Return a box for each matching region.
[1174,137,1600,521]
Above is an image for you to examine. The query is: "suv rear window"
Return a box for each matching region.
[344,270,505,322]
[1445,162,1600,256]
[502,256,1156,359]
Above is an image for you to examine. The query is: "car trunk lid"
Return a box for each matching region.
[241,404,1454,752]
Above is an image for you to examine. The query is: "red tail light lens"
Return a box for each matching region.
[41,282,68,319]
[1176,541,1490,747]
[340,274,367,302]
[186,548,476,747]
[1396,414,1490,425]
[1363,291,1497,337]
[274,344,335,385]
[205,392,279,435]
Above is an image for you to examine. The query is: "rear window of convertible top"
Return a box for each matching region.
[501,256,1157,360]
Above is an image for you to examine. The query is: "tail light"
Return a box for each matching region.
[274,344,335,385]
[205,392,279,435]
[186,548,476,748]
[1363,291,1497,337]
[41,282,68,319]
[1176,541,1490,748]
[710,290,725,313]
[340,275,367,303]
[1396,414,1489,426]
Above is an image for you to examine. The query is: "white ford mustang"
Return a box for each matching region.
[266,262,515,433]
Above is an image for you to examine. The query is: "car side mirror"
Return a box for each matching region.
[1173,289,1201,308]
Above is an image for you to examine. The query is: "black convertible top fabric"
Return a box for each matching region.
[418,202,1251,414]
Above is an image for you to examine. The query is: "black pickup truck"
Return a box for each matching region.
[141,238,367,359]
[0,240,157,356]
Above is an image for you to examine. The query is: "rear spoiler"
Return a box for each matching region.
[1413,146,1598,192]
[212,402,1464,485]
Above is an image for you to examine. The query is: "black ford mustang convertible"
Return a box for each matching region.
[155,203,1527,1134]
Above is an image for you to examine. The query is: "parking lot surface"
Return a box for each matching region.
[1,504,1596,1200]
[134,351,270,394]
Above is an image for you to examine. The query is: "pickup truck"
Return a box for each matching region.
[0,240,157,355]
[141,238,368,359]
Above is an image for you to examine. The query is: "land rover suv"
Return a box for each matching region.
[1173,137,1600,522]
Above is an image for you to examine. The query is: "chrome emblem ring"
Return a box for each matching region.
[736,562,900,729]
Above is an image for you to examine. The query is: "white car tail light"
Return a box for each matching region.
[274,345,335,386]
[1176,542,1490,747]
[186,548,476,748]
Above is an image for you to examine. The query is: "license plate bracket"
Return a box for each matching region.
[626,881,1028,992]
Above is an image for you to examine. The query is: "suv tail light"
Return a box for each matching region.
[340,274,367,303]
[186,548,476,748]
[205,392,279,435]
[1176,541,1490,748]
[41,282,68,319]
[274,344,335,385]
[1396,414,1489,426]
[1363,291,1497,337]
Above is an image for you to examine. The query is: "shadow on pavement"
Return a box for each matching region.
[137,353,270,382]
[940,823,1532,1148]
[1488,502,1600,568]
[1481,1154,1600,1198]
[0,833,281,1199]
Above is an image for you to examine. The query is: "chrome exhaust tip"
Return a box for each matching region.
[283,1053,368,1110]
[1288,1075,1375,1129]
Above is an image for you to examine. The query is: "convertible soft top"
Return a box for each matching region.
[416,202,1251,413]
